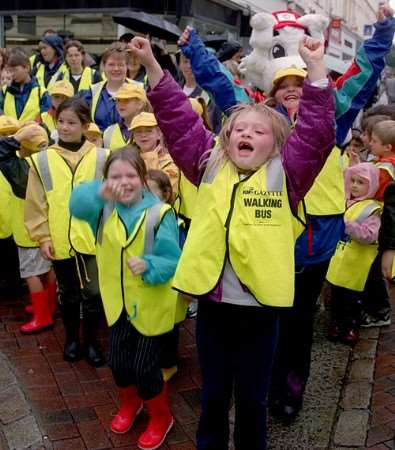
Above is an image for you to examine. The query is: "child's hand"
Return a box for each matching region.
[100,180,125,202]
[127,256,147,276]
[178,26,193,47]
[298,36,324,65]
[377,4,394,22]
[348,149,361,166]
[128,37,157,68]
[382,249,395,280]
[40,240,55,261]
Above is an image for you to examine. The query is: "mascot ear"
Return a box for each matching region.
[250,12,277,31]
[297,14,329,41]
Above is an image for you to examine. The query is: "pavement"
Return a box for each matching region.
[0,287,394,450]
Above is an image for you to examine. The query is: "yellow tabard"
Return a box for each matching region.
[0,172,12,239]
[3,86,43,121]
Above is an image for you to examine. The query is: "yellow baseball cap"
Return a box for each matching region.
[49,80,74,98]
[129,112,158,131]
[272,66,307,86]
[189,98,204,117]
[115,83,147,102]
[0,116,19,135]
[14,124,49,153]
[85,123,102,136]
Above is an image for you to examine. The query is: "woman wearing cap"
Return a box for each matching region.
[130,112,179,200]
[102,83,148,151]
[0,50,51,122]
[59,40,102,94]
[39,80,74,140]
[33,34,68,89]
[81,42,143,132]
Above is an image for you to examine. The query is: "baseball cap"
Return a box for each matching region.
[129,112,158,131]
[115,83,147,102]
[14,123,49,153]
[49,80,74,98]
[0,116,19,135]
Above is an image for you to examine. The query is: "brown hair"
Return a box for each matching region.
[372,120,395,146]
[101,41,128,65]
[361,115,389,135]
[7,49,30,70]
[64,40,86,67]
[103,145,148,187]
[56,97,90,125]
[0,48,8,70]
[146,169,173,203]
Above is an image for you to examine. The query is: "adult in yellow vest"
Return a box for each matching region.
[32,35,68,89]
[103,82,147,150]
[39,80,74,141]
[69,148,181,450]
[1,51,51,122]
[81,42,143,132]
[25,97,109,367]
[58,40,102,94]
[327,163,382,346]
[131,35,334,449]
[0,123,58,333]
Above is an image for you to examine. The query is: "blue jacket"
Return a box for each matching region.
[69,181,181,285]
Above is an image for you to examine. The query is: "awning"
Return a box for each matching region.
[113,10,182,41]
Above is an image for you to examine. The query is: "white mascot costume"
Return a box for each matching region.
[239,10,329,93]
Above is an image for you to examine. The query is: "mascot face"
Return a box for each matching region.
[239,10,329,93]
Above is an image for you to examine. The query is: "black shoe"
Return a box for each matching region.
[84,343,105,367]
[64,340,81,362]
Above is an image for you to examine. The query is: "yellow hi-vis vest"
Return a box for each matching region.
[12,159,37,248]
[0,172,12,239]
[103,123,129,151]
[3,85,44,121]
[62,67,97,92]
[303,146,346,216]
[174,172,198,221]
[326,199,382,292]
[375,161,395,180]
[35,62,68,89]
[96,202,178,335]
[173,154,305,307]
[30,145,109,259]
[41,111,56,133]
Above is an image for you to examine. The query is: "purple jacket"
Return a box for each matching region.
[148,71,335,213]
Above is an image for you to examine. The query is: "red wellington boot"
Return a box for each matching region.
[111,386,143,434]
[46,282,58,315]
[25,304,33,314]
[137,385,174,450]
[20,290,54,334]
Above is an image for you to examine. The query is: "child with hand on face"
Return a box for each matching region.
[70,149,181,450]
[326,163,382,346]
[127,33,335,449]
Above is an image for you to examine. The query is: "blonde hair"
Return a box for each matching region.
[372,120,395,147]
[202,102,290,171]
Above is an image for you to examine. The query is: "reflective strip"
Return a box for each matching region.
[143,203,163,255]
[103,125,116,149]
[37,151,53,192]
[97,201,114,245]
[355,203,381,224]
[266,156,283,192]
[376,162,395,179]
[91,81,105,120]
[95,148,107,180]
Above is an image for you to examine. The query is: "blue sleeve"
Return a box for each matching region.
[79,88,92,107]
[69,180,105,236]
[40,92,52,113]
[180,29,251,114]
[334,17,395,144]
[142,210,181,285]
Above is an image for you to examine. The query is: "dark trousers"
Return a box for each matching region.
[271,259,329,403]
[0,237,21,290]
[196,301,279,450]
[108,311,164,400]
[331,285,362,330]
[160,324,180,369]
[362,254,391,317]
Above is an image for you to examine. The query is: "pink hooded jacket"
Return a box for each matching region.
[343,162,381,244]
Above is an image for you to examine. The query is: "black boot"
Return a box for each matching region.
[82,310,105,367]
[61,302,81,362]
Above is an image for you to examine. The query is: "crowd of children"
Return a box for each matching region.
[0,5,395,450]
